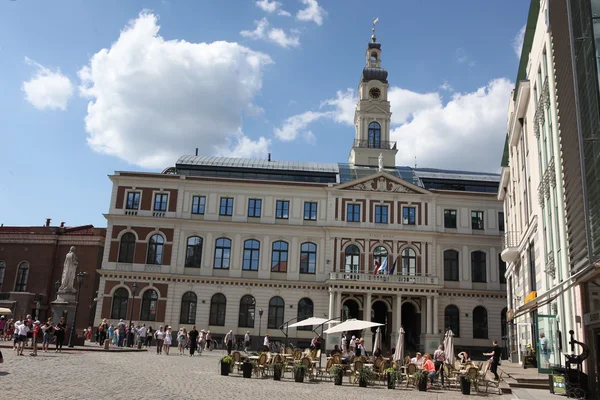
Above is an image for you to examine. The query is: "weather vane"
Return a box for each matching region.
[372,17,379,42]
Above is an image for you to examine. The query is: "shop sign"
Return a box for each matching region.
[525,291,537,304]
[583,311,600,326]
[551,375,566,395]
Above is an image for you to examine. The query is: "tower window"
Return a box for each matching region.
[370,51,378,61]
[368,122,381,148]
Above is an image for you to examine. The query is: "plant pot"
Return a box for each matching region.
[510,353,519,363]
[220,361,230,376]
[387,373,395,389]
[358,379,368,388]
[334,369,343,386]
[273,368,282,381]
[242,361,253,378]
[460,376,471,395]
[418,378,427,391]
[294,369,305,383]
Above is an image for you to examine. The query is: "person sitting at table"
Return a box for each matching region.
[411,352,424,367]
[356,338,365,356]
[330,345,342,356]
[458,351,470,364]
[422,354,437,388]
[373,348,382,358]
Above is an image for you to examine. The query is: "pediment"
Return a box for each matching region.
[361,104,389,114]
[335,172,430,195]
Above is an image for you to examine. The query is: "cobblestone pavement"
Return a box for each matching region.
[0,348,510,400]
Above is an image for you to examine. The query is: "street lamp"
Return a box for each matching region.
[257,308,263,351]
[128,282,139,347]
[67,271,87,348]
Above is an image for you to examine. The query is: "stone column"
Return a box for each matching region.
[433,295,439,335]
[365,292,373,352]
[328,289,334,320]
[426,295,432,334]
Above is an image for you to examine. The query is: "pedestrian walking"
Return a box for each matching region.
[30,320,40,356]
[154,326,164,355]
[146,326,153,348]
[188,326,199,357]
[177,328,187,355]
[163,326,172,355]
[54,317,66,353]
[225,330,234,355]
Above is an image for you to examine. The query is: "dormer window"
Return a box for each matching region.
[368,122,381,148]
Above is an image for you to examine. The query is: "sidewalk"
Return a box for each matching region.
[0,342,147,352]
[511,388,559,400]
[499,361,550,382]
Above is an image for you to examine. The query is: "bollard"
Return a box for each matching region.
[104,339,110,350]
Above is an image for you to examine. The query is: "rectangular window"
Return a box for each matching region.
[125,192,140,210]
[219,197,234,216]
[191,196,206,215]
[498,211,505,232]
[402,207,416,225]
[374,205,388,223]
[303,202,317,220]
[275,200,289,219]
[347,204,361,222]
[248,198,262,217]
[444,209,457,228]
[499,255,507,284]
[153,193,168,212]
[471,211,484,230]
[528,242,536,291]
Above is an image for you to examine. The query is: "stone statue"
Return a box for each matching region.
[59,246,78,293]
[378,153,384,171]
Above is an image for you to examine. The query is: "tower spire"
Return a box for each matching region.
[372,17,379,42]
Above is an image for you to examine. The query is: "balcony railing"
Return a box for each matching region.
[501,231,520,263]
[328,272,439,285]
[353,139,397,150]
[545,252,556,279]
[116,263,133,271]
[144,264,162,273]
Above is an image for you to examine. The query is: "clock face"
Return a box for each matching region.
[369,87,381,99]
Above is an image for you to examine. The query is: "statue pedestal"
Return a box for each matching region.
[51,291,84,346]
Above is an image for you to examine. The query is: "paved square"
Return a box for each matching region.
[0,348,509,399]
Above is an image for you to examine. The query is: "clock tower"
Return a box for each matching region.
[348,28,397,168]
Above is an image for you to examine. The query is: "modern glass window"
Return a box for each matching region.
[219,197,234,216]
[214,238,232,269]
[499,255,507,284]
[242,239,260,271]
[118,232,136,263]
[238,295,256,328]
[444,250,459,281]
[297,298,314,331]
[111,287,129,320]
[248,198,262,217]
[347,204,361,222]
[444,209,457,229]
[275,200,290,219]
[401,248,417,275]
[344,245,360,273]
[271,241,288,272]
[304,202,317,220]
[153,193,168,212]
[471,211,484,230]
[373,246,388,268]
[375,205,388,223]
[300,242,317,274]
[501,308,508,338]
[268,296,285,329]
[471,251,487,283]
[473,306,488,339]
[403,207,416,225]
[191,196,206,215]
[498,211,505,232]
[368,122,381,148]
[185,236,203,268]
[179,291,197,324]
[14,262,29,292]
[209,293,226,326]
[444,305,460,337]
[140,289,158,321]
[146,234,164,265]
[126,191,140,210]
[0,261,5,292]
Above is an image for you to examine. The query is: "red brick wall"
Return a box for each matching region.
[168,189,178,212]
[115,186,131,209]
[157,300,167,322]
[134,243,147,264]
[154,283,168,297]
[108,241,119,262]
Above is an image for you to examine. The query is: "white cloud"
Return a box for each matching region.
[455,48,476,68]
[216,133,271,159]
[78,12,272,169]
[319,89,356,125]
[22,57,73,111]
[513,25,526,58]
[274,110,331,141]
[439,81,454,92]
[297,0,326,25]
[256,0,290,16]
[241,18,300,48]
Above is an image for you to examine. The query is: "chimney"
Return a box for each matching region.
[268,153,271,162]
[45,218,51,227]
[60,222,65,228]
[195,148,199,156]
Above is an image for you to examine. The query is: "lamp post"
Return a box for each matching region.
[128,282,139,347]
[67,271,87,347]
[257,308,263,351]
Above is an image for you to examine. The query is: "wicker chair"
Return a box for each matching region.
[232,351,243,373]
[405,363,418,388]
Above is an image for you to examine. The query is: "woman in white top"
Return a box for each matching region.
[163,327,172,355]
[154,326,165,355]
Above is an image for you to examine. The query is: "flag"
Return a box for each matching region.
[388,258,397,275]
[373,259,381,275]
[379,257,388,274]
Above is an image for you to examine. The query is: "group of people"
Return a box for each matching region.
[0,315,68,356]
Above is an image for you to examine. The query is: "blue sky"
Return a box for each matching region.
[0,0,529,228]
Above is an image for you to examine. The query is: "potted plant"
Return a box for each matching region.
[242,359,254,379]
[414,370,428,391]
[460,374,477,395]
[294,364,307,383]
[357,366,374,388]
[220,356,233,376]
[385,367,396,389]
[330,365,344,385]
[273,362,283,381]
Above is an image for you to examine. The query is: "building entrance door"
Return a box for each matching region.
[401,302,420,351]
[342,299,362,343]
[537,314,559,374]
[371,300,388,350]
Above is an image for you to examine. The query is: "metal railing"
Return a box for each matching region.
[144,264,162,273]
[502,231,521,249]
[545,252,556,279]
[328,272,439,285]
[353,139,397,150]
[116,263,133,271]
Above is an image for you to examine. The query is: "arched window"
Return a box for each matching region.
[401,248,417,275]
[297,298,314,331]
[111,287,129,319]
[344,245,360,273]
[214,238,231,269]
[444,250,459,281]
[373,246,388,268]
[444,305,460,337]
[238,295,256,328]
[180,291,197,324]
[146,234,164,265]
[271,241,288,272]
[471,251,487,283]
[140,289,158,321]
[300,242,317,274]
[209,293,226,326]
[501,307,508,338]
[473,306,488,339]
[242,239,260,271]
[368,122,381,148]
[14,262,29,292]
[499,254,507,284]
[0,261,5,292]
[268,296,285,329]
[118,232,136,263]
[185,236,203,268]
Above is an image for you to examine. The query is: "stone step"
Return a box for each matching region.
[510,381,550,390]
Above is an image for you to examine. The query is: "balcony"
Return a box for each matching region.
[353,139,397,150]
[115,263,133,271]
[501,231,520,263]
[328,272,439,285]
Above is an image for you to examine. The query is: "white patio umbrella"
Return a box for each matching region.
[0,307,13,315]
[444,329,455,365]
[393,327,405,363]
[287,317,331,328]
[373,327,382,353]
[323,319,383,334]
